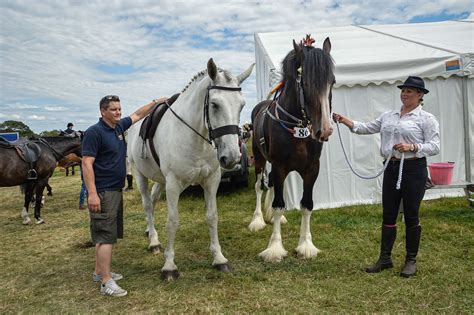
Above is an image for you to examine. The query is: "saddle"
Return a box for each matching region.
[139,93,180,166]
[0,137,42,179]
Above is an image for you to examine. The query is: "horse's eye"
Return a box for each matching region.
[212,103,219,110]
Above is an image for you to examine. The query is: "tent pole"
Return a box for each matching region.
[461,76,472,183]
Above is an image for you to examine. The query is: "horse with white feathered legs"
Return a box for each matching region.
[249,35,335,263]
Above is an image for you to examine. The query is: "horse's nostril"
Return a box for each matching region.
[219,156,228,166]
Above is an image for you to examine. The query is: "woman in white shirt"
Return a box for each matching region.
[333,76,440,278]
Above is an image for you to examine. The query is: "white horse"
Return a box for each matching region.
[127,59,254,281]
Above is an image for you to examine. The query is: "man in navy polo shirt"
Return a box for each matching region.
[82,94,167,297]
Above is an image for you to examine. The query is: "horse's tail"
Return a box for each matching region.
[20,184,26,194]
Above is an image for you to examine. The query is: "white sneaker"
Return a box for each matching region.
[100,279,127,297]
[93,271,123,282]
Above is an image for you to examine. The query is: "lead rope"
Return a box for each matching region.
[396,153,404,190]
[335,121,404,190]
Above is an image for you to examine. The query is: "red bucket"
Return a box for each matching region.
[428,162,455,185]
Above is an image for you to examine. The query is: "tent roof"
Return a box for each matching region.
[255,20,473,87]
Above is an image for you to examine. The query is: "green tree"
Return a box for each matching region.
[0,120,36,137]
[39,129,63,137]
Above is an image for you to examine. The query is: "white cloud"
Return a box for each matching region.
[3,102,39,109]
[44,106,67,111]
[0,1,471,132]
[27,115,47,120]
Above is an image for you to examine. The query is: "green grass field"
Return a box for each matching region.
[0,170,473,313]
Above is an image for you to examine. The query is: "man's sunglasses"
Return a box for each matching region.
[100,95,120,106]
[102,95,120,101]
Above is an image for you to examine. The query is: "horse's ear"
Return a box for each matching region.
[323,37,331,54]
[207,58,217,81]
[237,63,255,84]
[293,39,304,63]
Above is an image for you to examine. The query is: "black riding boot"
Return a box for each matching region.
[124,174,133,191]
[366,225,397,273]
[400,225,421,278]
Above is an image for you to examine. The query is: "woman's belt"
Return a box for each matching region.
[389,157,426,162]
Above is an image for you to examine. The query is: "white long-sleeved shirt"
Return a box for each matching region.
[351,105,440,160]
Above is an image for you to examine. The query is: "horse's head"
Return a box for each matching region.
[206,58,254,169]
[283,37,335,142]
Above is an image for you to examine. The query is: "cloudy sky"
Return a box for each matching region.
[0,0,472,133]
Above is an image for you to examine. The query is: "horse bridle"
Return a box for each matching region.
[265,69,312,130]
[165,85,242,146]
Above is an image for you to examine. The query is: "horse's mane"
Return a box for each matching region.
[281,46,334,100]
[181,68,234,93]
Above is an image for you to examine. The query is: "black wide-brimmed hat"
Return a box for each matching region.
[397,76,429,94]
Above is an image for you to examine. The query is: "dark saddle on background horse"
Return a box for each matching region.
[0,137,43,179]
[139,93,180,166]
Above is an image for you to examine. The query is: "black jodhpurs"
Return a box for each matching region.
[382,157,427,228]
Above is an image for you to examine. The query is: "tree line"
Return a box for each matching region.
[0,120,63,137]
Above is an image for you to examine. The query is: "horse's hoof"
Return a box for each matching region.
[36,218,45,225]
[149,244,163,254]
[213,263,232,273]
[248,218,266,232]
[160,270,179,282]
[22,217,31,225]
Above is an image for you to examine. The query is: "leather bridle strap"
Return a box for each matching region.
[204,85,242,142]
[212,125,240,138]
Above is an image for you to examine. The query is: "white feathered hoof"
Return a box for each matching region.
[295,243,321,259]
[36,218,45,225]
[22,216,31,225]
[161,269,179,282]
[258,245,288,263]
[248,216,266,232]
[213,263,232,273]
[149,244,163,254]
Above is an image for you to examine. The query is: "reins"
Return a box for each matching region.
[335,121,405,189]
[38,138,66,161]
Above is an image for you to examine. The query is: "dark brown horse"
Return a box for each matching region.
[248,36,335,262]
[0,136,82,224]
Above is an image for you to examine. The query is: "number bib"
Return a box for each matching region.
[293,127,310,138]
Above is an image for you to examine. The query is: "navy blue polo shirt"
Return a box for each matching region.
[82,117,132,191]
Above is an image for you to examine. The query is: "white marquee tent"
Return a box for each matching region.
[254,19,473,210]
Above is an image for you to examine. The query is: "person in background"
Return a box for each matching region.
[124,157,133,192]
[64,122,75,135]
[79,167,87,210]
[124,131,133,192]
[333,76,440,278]
[82,94,167,297]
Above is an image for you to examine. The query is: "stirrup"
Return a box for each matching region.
[27,169,38,180]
